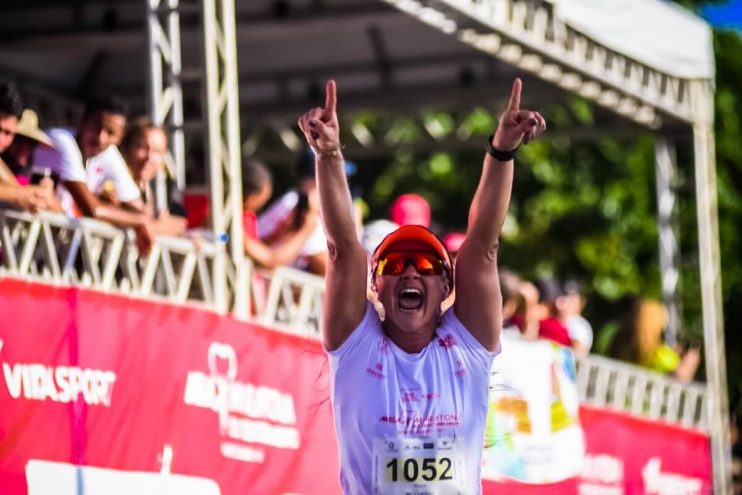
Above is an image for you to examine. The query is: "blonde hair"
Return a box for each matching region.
[609,298,668,366]
[635,300,668,366]
[121,116,166,153]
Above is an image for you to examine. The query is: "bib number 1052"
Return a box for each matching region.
[385,457,453,483]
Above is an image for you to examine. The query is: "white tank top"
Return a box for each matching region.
[327,303,498,495]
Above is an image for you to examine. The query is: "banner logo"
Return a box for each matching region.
[579,454,625,495]
[183,342,301,464]
[2,362,116,406]
[642,457,702,495]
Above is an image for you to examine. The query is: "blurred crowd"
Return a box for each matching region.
[0,80,701,384]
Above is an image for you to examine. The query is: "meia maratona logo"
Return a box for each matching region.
[1,345,116,407]
[642,457,703,495]
[183,342,300,464]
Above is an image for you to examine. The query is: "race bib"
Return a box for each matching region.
[373,437,464,495]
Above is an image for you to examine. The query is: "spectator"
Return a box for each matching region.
[362,195,434,264]
[499,268,524,337]
[559,278,594,356]
[389,192,430,227]
[119,116,186,236]
[0,81,22,185]
[257,148,329,276]
[607,298,700,382]
[534,277,572,347]
[506,276,541,341]
[443,231,466,261]
[32,93,154,254]
[361,219,398,260]
[0,109,61,212]
[0,84,59,212]
[241,159,320,269]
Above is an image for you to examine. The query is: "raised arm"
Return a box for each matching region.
[454,78,546,351]
[297,80,368,350]
[244,208,319,269]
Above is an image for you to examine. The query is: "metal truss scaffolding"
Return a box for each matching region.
[655,139,681,348]
[146,0,187,210]
[201,0,249,319]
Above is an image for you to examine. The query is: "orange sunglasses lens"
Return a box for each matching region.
[376,252,444,277]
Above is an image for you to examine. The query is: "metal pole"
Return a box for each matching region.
[220,0,250,320]
[201,0,248,318]
[691,80,731,493]
[654,138,681,347]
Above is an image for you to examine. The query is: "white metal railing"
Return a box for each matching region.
[576,353,708,431]
[259,266,326,338]
[0,208,707,432]
[0,208,224,310]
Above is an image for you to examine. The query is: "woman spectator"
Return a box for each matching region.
[607,298,700,382]
[241,159,320,270]
[119,117,186,236]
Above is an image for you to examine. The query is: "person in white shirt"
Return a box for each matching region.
[119,116,187,236]
[32,94,155,254]
[258,148,329,275]
[297,79,545,494]
[560,278,594,357]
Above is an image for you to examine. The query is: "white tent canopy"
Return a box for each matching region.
[554,0,714,79]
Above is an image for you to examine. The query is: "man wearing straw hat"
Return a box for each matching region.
[0,99,60,212]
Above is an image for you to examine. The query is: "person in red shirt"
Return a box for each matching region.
[534,277,572,347]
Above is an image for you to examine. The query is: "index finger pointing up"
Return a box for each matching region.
[507,78,522,111]
[325,80,337,114]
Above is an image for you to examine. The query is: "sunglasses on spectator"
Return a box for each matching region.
[375,252,446,277]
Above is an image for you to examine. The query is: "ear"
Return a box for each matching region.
[442,278,451,298]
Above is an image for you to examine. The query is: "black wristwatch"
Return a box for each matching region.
[486,134,518,161]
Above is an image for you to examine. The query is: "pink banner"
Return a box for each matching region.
[0,279,712,494]
[576,405,711,494]
[0,278,340,495]
[481,405,712,495]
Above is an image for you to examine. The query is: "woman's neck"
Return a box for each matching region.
[382,321,437,354]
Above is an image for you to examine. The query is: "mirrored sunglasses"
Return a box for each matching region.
[375,252,446,277]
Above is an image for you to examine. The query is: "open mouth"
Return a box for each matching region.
[398,288,424,311]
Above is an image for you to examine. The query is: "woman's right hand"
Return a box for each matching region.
[297,80,341,155]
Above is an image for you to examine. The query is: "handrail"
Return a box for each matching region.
[0,207,707,432]
[575,354,708,432]
[259,266,326,338]
[0,208,224,310]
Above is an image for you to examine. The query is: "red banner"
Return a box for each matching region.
[0,278,340,495]
[0,279,712,494]
[481,405,712,495]
[575,405,712,495]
